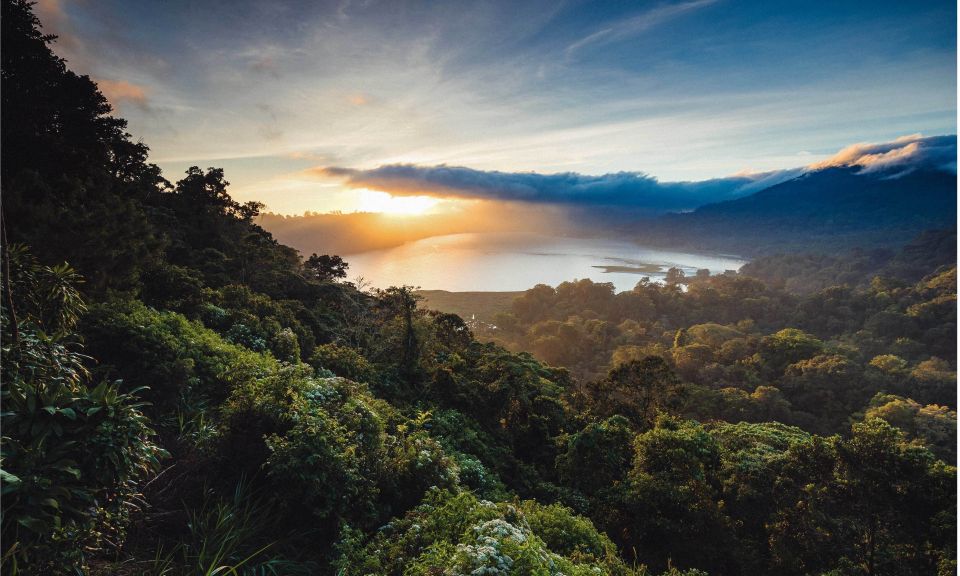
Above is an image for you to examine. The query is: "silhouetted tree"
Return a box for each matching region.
[305,254,349,281]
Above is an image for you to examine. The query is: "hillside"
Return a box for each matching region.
[739,227,957,293]
[635,165,957,255]
[1,3,956,575]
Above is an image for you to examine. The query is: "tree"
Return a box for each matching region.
[589,356,684,428]
[1,0,167,293]
[665,267,686,285]
[864,393,956,462]
[556,415,634,494]
[710,421,812,573]
[620,415,731,573]
[770,421,955,576]
[376,286,423,384]
[758,328,824,375]
[780,354,863,430]
[431,311,473,352]
[304,253,349,282]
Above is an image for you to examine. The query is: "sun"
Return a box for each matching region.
[357,190,439,215]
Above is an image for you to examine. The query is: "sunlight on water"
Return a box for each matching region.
[344,232,747,292]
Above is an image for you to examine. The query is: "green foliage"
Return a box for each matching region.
[758,328,824,375]
[1,249,164,574]
[381,420,462,517]
[220,370,459,547]
[449,450,510,500]
[221,370,384,525]
[617,415,729,572]
[769,420,956,575]
[586,357,684,428]
[2,3,955,574]
[556,415,634,494]
[741,229,956,294]
[428,408,519,492]
[709,421,812,571]
[81,300,275,449]
[426,342,570,492]
[202,284,317,361]
[522,500,622,564]
[303,253,348,281]
[480,267,955,436]
[334,489,643,576]
[309,343,378,384]
[138,262,206,314]
[864,392,956,462]
[780,354,863,431]
[684,323,742,348]
[130,479,316,576]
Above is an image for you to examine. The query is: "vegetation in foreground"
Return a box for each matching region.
[1,2,956,575]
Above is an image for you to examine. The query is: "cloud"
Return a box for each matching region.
[565,0,718,58]
[312,164,759,212]
[311,133,956,213]
[810,134,956,176]
[34,0,65,23]
[347,93,370,106]
[254,103,283,141]
[97,79,150,110]
[729,167,807,193]
[249,55,280,78]
[34,0,84,66]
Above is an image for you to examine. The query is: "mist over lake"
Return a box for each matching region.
[344,232,747,292]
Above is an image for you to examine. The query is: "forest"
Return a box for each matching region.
[1,1,956,575]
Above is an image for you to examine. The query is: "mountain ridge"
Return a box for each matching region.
[632,165,957,256]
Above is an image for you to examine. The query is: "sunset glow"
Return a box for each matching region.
[36,0,955,215]
[357,190,440,215]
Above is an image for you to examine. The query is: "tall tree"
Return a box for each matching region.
[1,0,166,293]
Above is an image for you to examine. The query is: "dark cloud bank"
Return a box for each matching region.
[317,134,955,214]
[319,165,775,214]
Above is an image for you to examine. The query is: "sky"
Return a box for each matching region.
[36,0,957,215]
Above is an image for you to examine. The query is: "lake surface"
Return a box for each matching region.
[344,233,747,292]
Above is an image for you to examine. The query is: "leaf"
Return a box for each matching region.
[17,516,47,533]
[58,407,77,420]
[51,462,81,479]
[0,470,21,494]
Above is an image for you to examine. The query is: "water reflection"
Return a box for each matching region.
[344,233,747,292]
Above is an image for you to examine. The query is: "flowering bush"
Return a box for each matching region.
[334,489,655,576]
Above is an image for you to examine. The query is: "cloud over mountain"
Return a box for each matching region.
[810,134,956,175]
[314,165,770,213]
[314,134,956,213]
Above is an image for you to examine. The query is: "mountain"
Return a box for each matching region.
[634,166,957,256]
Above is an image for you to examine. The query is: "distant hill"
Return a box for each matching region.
[417,290,521,324]
[739,228,957,293]
[634,166,957,256]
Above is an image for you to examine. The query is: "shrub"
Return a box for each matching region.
[334,489,643,576]
[1,249,164,573]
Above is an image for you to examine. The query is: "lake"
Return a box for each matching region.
[344,232,747,292]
